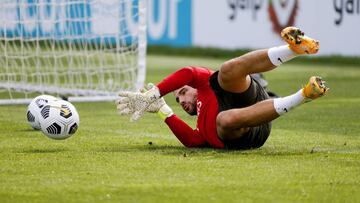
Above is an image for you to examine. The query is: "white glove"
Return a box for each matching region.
[116,97,133,115]
[117,84,161,122]
[117,83,173,121]
[141,83,166,113]
[142,83,174,120]
[157,103,174,121]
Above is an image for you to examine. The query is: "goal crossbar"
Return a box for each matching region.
[0,0,147,105]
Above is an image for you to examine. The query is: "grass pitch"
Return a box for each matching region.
[1,55,360,202]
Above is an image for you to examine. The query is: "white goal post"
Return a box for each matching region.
[0,0,147,105]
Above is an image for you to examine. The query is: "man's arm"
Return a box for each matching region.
[157,66,213,96]
[165,115,207,148]
[154,67,211,147]
[118,84,207,147]
[117,67,212,121]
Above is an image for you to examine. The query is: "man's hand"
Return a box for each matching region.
[117,83,173,121]
[117,84,161,122]
[142,84,174,120]
[116,97,134,116]
[141,84,166,113]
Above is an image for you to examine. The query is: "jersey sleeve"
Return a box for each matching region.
[164,114,207,148]
[157,66,213,96]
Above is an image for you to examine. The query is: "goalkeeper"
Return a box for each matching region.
[117,27,329,149]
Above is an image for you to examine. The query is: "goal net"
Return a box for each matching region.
[0,0,147,104]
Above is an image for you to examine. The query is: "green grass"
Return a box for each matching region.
[1,55,360,202]
[148,45,360,66]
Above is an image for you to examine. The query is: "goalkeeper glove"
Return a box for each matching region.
[142,83,173,120]
[157,103,174,121]
[117,83,174,121]
[118,84,161,122]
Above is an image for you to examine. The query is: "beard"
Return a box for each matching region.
[186,104,197,116]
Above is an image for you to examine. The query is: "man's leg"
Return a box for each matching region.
[217,76,329,140]
[218,49,275,93]
[216,27,322,141]
[218,27,319,93]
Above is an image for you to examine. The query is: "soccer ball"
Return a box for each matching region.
[27,95,58,130]
[38,100,80,140]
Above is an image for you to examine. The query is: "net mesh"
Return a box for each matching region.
[0,0,146,103]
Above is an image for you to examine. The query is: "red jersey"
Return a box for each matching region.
[157,66,224,149]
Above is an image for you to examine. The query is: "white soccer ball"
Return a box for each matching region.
[27,95,58,130]
[38,100,80,140]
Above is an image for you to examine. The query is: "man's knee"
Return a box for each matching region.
[219,59,247,82]
[216,111,234,131]
[219,59,250,93]
[217,109,252,128]
[216,111,250,141]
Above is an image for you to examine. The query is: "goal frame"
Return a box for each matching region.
[0,0,147,105]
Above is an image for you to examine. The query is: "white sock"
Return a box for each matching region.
[268,45,298,66]
[273,89,305,115]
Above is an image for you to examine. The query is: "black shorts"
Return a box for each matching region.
[209,71,272,150]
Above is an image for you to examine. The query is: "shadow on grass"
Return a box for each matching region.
[97,143,312,157]
[12,128,44,137]
[18,128,39,132]
[20,148,68,153]
[98,144,191,154]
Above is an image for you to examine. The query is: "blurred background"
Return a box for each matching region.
[147,0,360,56]
[1,1,360,202]
[1,0,359,102]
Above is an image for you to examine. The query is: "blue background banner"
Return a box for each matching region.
[147,0,192,46]
[1,0,192,46]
